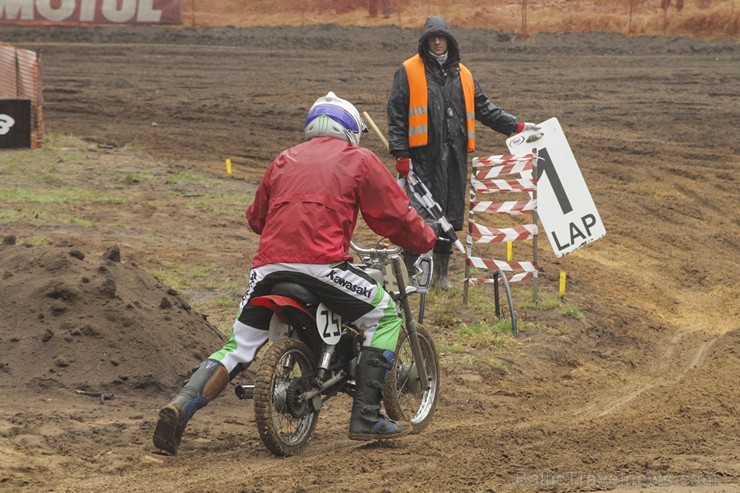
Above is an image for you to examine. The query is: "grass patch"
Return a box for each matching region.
[21,236,47,246]
[148,266,190,290]
[147,262,227,291]
[123,172,153,184]
[539,323,572,343]
[436,341,465,354]
[0,186,106,204]
[165,171,210,185]
[560,304,584,320]
[185,194,249,217]
[213,294,237,308]
[40,165,62,182]
[520,291,584,321]
[420,285,524,360]
[190,264,225,280]
[521,292,562,310]
[454,320,514,348]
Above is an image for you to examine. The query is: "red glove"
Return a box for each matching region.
[395,157,410,178]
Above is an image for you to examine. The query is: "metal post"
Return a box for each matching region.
[521,0,528,38]
[493,270,501,317]
[499,270,518,336]
[463,255,470,304]
[532,151,539,303]
[15,48,20,97]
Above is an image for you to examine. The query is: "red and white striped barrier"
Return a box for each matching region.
[465,256,538,273]
[471,177,536,193]
[472,153,536,166]
[468,199,537,215]
[464,151,539,303]
[465,271,537,285]
[468,223,538,244]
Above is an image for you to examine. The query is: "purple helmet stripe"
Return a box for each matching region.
[305,104,360,133]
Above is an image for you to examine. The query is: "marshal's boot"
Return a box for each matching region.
[348,347,412,441]
[403,251,420,286]
[432,238,452,291]
[153,359,228,455]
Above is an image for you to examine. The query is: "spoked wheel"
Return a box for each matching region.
[253,338,319,456]
[383,324,440,433]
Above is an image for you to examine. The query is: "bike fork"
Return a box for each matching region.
[391,256,431,391]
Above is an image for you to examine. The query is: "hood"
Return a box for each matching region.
[417,16,461,65]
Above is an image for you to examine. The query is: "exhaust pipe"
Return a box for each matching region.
[234,384,255,400]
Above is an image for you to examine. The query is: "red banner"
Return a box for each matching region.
[0,0,182,25]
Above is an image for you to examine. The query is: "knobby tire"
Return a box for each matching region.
[384,324,440,433]
[253,338,318,457]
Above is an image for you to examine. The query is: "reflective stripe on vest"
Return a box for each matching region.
[402,54,476,152]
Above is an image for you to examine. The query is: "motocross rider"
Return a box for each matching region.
[153,91,437,455]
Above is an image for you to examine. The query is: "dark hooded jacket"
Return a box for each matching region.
[387,16,520,231]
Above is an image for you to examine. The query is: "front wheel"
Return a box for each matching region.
[253,338,319,456]
[384,324,440,433]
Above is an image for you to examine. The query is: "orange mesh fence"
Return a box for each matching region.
[0,43,43,148]
[179,0,736,36]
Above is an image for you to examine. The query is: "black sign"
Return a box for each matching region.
[0,99,32,149]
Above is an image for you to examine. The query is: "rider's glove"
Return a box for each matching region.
[395,157,411,178]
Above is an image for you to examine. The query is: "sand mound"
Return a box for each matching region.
[0,239,226,398]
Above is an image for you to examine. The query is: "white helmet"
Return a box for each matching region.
[304,91,367,146]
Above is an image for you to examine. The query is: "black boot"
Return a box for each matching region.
[432,252,451,291]
[348,347,411,441]
[153,359,228,455]
[432,238,452,291]
[403,250,419,286]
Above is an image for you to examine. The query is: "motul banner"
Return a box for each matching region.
[0,0,182,25]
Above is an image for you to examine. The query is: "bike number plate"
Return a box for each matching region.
[316,303,342,345]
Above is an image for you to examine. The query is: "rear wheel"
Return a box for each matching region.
[253,338,319,456]
[383,324,440,433]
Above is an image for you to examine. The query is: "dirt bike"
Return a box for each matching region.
[234,240,441,457]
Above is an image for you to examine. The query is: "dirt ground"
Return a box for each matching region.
[0,25,738,492]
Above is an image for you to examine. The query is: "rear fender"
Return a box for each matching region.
[250,295,315,342]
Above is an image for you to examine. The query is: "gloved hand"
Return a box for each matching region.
[395,157,410,178]
[519,122,543,143]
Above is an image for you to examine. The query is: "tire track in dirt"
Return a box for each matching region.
[560,240,734,423]
[587,334,719,420]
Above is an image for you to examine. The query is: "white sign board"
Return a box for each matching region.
[506,117,605,258]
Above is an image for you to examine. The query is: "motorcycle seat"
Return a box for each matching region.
[271,282,320,305]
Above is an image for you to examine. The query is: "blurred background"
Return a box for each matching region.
[184,0,737,37]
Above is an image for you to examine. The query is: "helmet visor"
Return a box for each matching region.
[305,104,360,133]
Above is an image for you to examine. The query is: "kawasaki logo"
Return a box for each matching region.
[328,270,373,298]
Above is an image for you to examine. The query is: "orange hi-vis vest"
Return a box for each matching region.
[403,54,476,152]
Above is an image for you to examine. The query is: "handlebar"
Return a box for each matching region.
[349,241,402,256]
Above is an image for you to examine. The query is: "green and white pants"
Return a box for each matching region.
[210,261,401,375]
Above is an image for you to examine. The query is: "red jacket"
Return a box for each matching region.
[247,137,437,267]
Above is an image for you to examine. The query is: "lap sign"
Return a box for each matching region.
[506,117,605,258]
